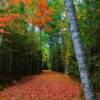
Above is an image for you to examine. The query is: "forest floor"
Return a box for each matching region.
[0,70,98,100]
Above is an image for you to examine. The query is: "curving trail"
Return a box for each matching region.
[0,70,83,100]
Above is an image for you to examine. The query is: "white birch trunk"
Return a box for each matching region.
[64,0,95,100]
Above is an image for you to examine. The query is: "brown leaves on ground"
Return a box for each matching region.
[0,70,83,100]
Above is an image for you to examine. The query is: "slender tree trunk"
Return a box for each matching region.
[64,0,95,100]
[9,53,12,80]
[58,32,63,57]
[0,35,3,45]
[49,33,54,69]
[57,31,64,72]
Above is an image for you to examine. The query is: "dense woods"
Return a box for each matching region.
[0,0,100,99]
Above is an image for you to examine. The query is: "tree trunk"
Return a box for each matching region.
[57,32,64,72]
[9,53,12,80]
[0,35,3,45]
[49,33,54,69]
[64,0,95,100]
[58,31,63,57]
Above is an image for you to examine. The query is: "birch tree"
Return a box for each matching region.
[64,0,95,100]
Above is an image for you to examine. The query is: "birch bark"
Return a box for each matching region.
[64,0,95,100]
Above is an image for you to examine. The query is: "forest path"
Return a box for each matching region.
[0,70,83,100]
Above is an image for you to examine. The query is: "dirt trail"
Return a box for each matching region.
[0,70,83,100]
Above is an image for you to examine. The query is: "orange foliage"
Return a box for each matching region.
[8,0,53,28]
[0,24,6,28]
[45,16,52,22]
[0,14,19,35]
[21,0,32,4]
[35,11,42,17]
[32,0,53,28]
[8,0,53,29]
[9,0,20,5]
[32,17,45,28]
[39,0,48,11]
[9,0,32,6]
